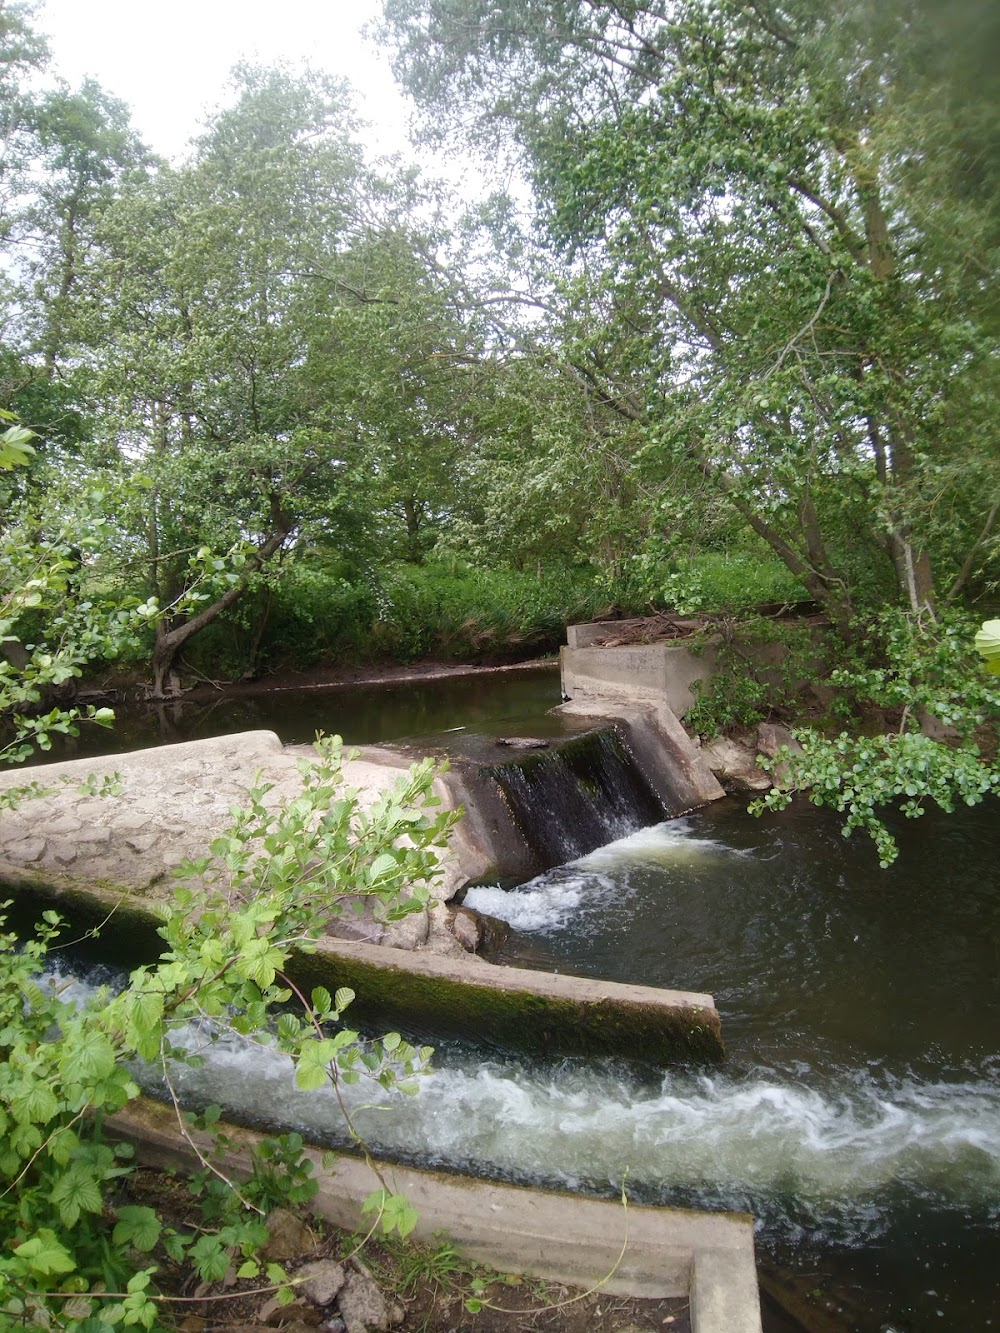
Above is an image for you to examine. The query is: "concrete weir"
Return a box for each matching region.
[112,1098,763,1333]
[0,731,723,1063]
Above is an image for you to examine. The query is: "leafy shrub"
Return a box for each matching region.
[0,737,454,1327]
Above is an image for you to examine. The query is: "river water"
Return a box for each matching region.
[25,669,1000,1328]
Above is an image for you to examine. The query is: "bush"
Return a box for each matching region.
[0,737,454,1327]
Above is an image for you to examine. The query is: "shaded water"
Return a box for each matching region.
[26,664,564,763]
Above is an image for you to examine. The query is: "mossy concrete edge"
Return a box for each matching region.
[300,937,724,1063]
[110,1097,762,1333]
[0,865,724,1063]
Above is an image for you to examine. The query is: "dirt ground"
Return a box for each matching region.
[120,1169,692,1333]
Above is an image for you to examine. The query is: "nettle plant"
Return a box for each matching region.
[0,736,457,1330]
[752,610,1000,866]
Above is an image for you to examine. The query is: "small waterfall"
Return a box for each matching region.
[485,728,665,868]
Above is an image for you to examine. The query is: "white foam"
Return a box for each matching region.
[463,872,616,932]
[577,818,732,868]
[464,819,729,933]
[152,1033,1000,1224]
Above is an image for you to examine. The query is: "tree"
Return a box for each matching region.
[380,0,1000,635]
[61,68,381,694]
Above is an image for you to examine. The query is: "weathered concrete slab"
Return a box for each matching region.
[112,1097,762,1333]
[0,732,469,955]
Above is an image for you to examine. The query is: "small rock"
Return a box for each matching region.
[449,906,482,954]
[322,1319,347,1333]
[46,839,78,865]
[6,838,45,863]
[116,813,151,832]
[261,1207,316,1261]
[260,1296,323,1326]
[38,815,83,835]
[75,826,112,844]
[125,833,160,854]
[337,1268,392,1333]
[296,1259,346,1307]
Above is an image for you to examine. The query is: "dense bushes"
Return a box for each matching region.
[106,549,813,683]
[176,559,614,678]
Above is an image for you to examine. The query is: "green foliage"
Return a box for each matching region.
[0,448,147,765]
[383,0,999,634]
[752,611,1000,864]
[372,560,605,663]
[686,616,828,739]
[0,735,455,1327]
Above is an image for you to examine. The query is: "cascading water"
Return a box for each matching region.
[485,728,666,866]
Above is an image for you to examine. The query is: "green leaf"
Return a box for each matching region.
[190,1233,231,1283]
[52,1163,104,1228]
[13,1230,76,1275]
[369,852,398,881]
[113,1205,162,1252]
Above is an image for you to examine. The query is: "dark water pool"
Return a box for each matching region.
[25,664,564,763]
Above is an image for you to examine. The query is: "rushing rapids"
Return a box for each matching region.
[56,796,1000,1330]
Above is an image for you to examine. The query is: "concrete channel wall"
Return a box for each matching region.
[112,1098,763,1333]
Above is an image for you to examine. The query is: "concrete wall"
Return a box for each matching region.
[561,641,719,719]
[112,1098,762,1333]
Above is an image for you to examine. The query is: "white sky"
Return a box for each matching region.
[36,0,414,163]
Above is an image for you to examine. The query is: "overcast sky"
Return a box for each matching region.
[36,0,413,162]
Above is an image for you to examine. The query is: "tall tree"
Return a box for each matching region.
[381,0,1000,634]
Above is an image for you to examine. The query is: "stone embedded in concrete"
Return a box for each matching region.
[124,834,159,854]
[75,826,112,844]
[7,838,45,863]
[38,815,84,835]
[110,1098,762,1333]
[47,840,79,866]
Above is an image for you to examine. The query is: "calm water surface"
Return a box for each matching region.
[27,664,564,763]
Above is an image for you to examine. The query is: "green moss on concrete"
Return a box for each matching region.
[290,947,724,1065]
[0,865,165,966]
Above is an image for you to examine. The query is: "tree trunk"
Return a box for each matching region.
[148,527,290,697]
